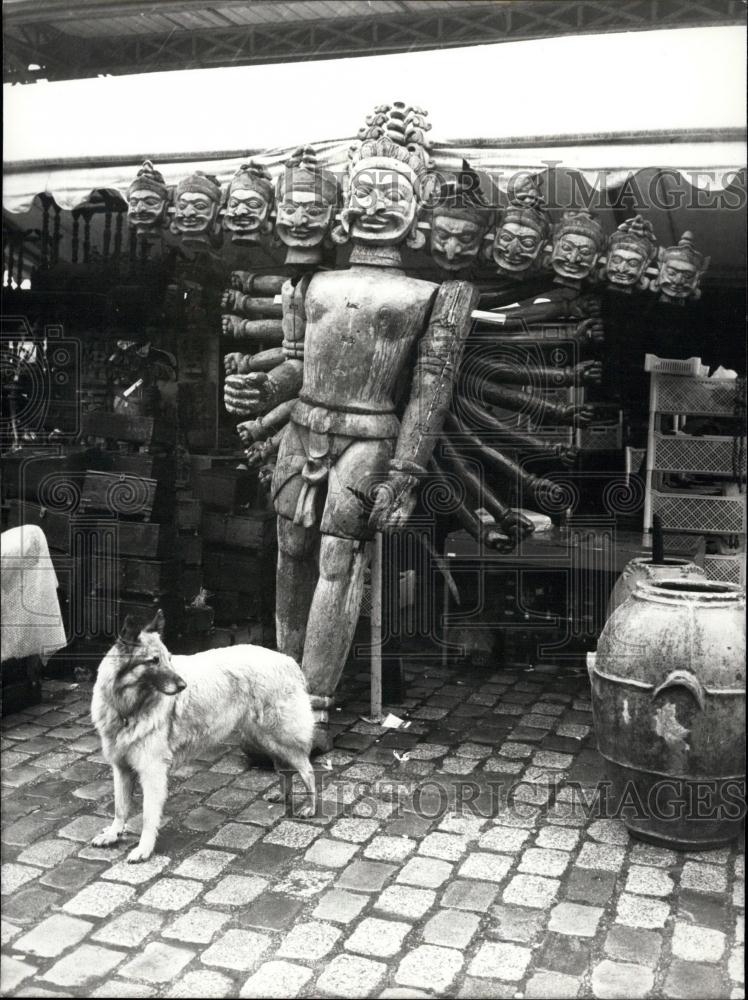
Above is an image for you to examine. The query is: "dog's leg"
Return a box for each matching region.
[127,763,168,863]
[91,763,134,847]
[285,752,318,819]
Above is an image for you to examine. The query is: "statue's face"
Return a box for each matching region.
[174,190,218,234]
[128,187,166,230]
[276,189,334,247]
[493,221,544,273]
[551,231,599,280]
[430,214,483,271]
[607,246,648,287]
[346,167,417,245]
[223,187,271,237]
[658,257,701,300]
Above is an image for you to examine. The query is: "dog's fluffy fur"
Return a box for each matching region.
[91,611,316,862]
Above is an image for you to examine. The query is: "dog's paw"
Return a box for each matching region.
[264,787,283,804]
[126,844,153,864]
[91,829,121,847]
[294,801,316,819]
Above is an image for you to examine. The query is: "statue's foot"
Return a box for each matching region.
[310,724,332,757]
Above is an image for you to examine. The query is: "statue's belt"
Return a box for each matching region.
[289,402,399,528]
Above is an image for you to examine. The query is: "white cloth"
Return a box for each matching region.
[1,525,67,663]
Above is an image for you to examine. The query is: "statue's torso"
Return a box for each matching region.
[302,266,438,412]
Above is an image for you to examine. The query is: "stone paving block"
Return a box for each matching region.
[313,888,369,923]
[537,933,592,976]
[477,825,530,854]
[417,831,467,861]
[519,847,570,877]
[2,813,60,847]
[396,944,463,991]
[629,842,678,868]
[469,940,532,981]
[43,944,125,987]
[137,878,203,911]
[345,916,410,957]
[672,921,726,962]
[201,928,271,971]
[502,873,559,908]
[397,856,453,888]
[440,877,498,912]
[535,826,580,851]
[1,918,22,945]
[239,960,312,998]
[261,820,320,849]
[58,815,110,842]
[363,835,415,863]
[237,893,304,931]
[564,868,617,906]
[101,855,171,885]
[63,880,135,917]
[663,958,728,999]
[166,969,234,997]
[337,859,396,893]
[603,924,662,967]
[548,901,604,937]
[525,970,581,998]
[616,892,670,929]
[119,941,194,983]
[16,989,75,999]
[14,912,93,957]
[625,864,674,897]
[375,885,435,919]
[173,849,235,881]
[304,837,359,868]
[586,819,629,845]
[591,959,654,998]
[330,817,382,842]
[437,813,486,839]
[315,953,387,997]
[1,885,60,924]
[40,858,103,892]
[0,862,41,894]
[203,875,268,906]
[680,861,728,894]
[457,975,515,998]
[206,824,263,851]
[380,990,432,999]
[1,956,37,993]
[277,920,342,960]
[92,909,164,948]
[422,908,479,949]
[458,851,512,883]
[162,906,229,944]
[182,807,225,832]
[729,944,744,983]
[489,903,547,943]
[274,867,334,897]
[576,842,626,872]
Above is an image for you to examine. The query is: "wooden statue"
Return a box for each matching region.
[170,171,222,246]
[127,160,170,236]
[223,102,486,750]
[602,215,658,292]
[651,231,710,303]
[221,162,274,245]
[427,160,493,274]
[491,174,551,278]
[275,147,340,267]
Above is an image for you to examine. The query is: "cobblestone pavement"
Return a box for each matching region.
[1,662,744,998]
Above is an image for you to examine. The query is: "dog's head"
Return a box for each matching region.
[113,610,187,699]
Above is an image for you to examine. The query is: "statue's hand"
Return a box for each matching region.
[224,372,280,416]
[258,463,275,491]
[237,419,263,445]
[224,352,251,376]
[245,440,273,468]
[368,474,418,533]
[571,293,602,319]
[574,360,603,385]
[575,317,604,344]
[554,444,579,468]
[566,402,595,426]
[487,509,535,553]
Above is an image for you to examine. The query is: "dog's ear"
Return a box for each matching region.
[145,608,166,638]
[117,614,140,646]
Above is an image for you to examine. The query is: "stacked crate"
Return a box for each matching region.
[197,466,277,646]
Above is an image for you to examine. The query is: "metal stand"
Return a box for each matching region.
[370,531,384,721]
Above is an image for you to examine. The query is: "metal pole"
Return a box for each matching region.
[370,531,383,721]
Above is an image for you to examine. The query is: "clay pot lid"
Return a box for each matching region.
[634,578,745,605]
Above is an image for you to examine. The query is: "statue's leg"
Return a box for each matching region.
[276,515,319,665]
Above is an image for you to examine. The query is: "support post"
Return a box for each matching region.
[370,532,383,722]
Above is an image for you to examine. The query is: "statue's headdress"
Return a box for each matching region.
[128,160,168,199]
[348,102,433,185]
[607,214,658,263]
[432,159,493,226]
[277,146,339,205]
[499,174,550,238]
[226,162,273,201]
[175,171,221,202]
[660,230,709,270]
[554,210,606,254]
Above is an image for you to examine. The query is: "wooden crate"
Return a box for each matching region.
[202,550,273,593]
[201,510,276,551]
[80,471,159,521]
[7,501,71,552]
[80,410,176,446]
[178,534,203,566]
[176,493,202,531]
[196,468,256,512]
[115,521,177,559]
[92,556,177,597]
